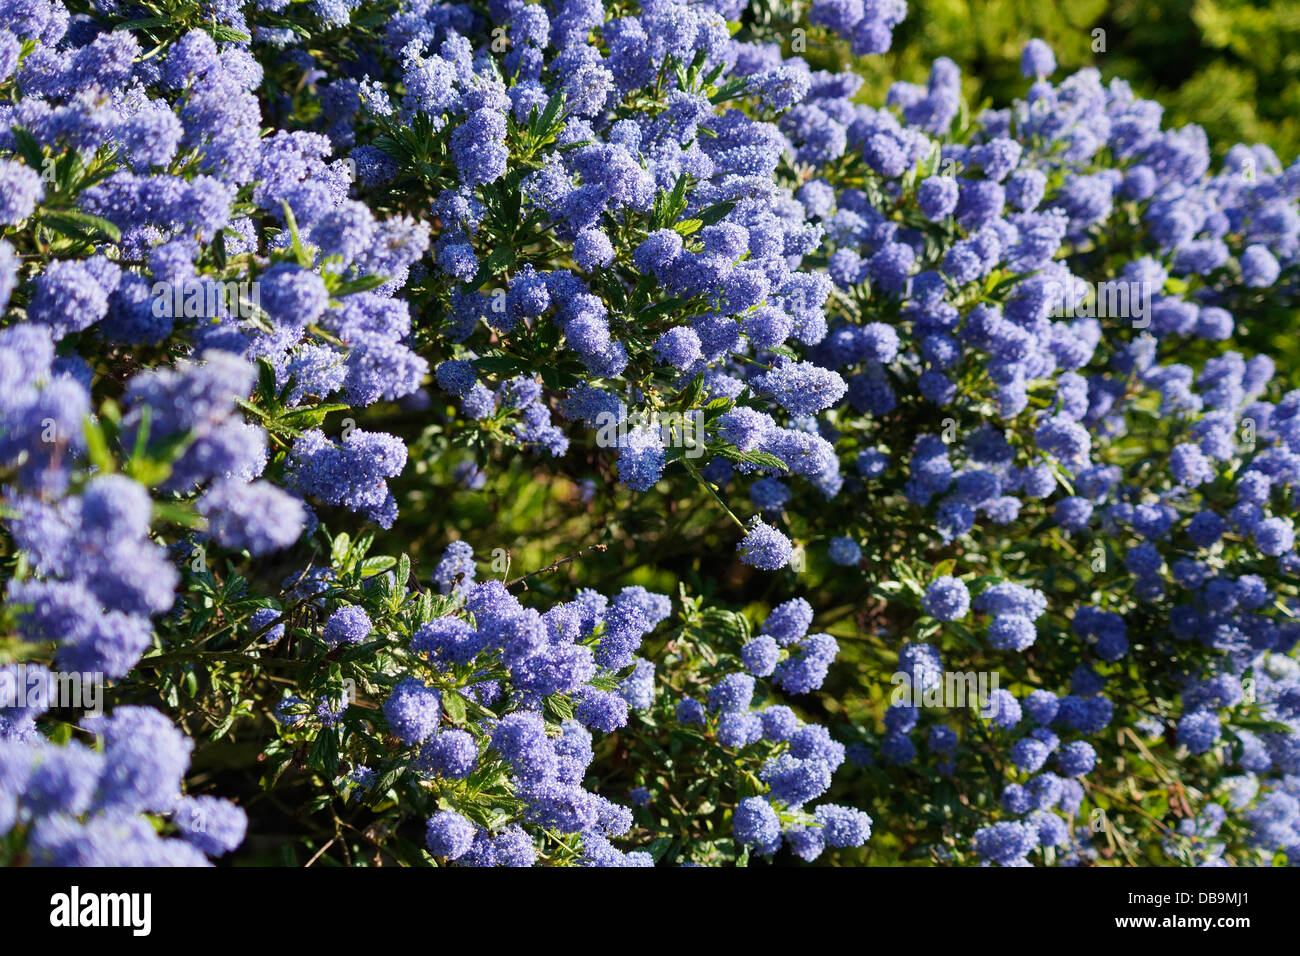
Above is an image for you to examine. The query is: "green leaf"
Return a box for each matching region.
[470,357,527,383]
[202,23,252,43]
[647,836,675,862]
[416,590,436,625]
[372,134,412,165]
[441,689,468,725]
[113,16,172,31]
[152,501,203,529]
[703,396,734,418]
[360,555,397,577]
[332,532,352,566]
[279,202,313,268]
[471,245,515,288]
[255,358,279,404]
[675,371,705,410]
[535,90,565,135]
[82,419,115,474]
[338,639,388,663]
[709,76,749,104]
[41,210,121,243]
[695,199,737,227]
[10,127,45,171]
[364,758,406,806]
[699,607,750,646]
[123,458,173,487]
[277,403,351,431]
[715,446,788,472]
[329,273,391,297]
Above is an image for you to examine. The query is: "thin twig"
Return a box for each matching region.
[686,465,748,532]
[505,543,609,590]
[304,837,337,867]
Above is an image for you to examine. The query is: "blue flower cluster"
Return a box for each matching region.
[773,36,1300,864]
[0,0,427,863]
[265,540,710,865]
[334,0,891,569]
[644,596,873,862]
[0,703,245,865]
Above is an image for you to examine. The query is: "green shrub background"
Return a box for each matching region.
[843,0,1300,166]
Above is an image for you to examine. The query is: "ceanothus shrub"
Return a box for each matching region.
[1,0,1298,867]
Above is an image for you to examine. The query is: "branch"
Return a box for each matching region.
[505,543,609,590]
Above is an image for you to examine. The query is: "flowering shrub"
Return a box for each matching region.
[1,0,1299,867]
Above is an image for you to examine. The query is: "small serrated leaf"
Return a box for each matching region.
[441,689,467,725]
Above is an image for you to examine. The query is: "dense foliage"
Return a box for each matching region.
[856,0,1300,169]
[2,0,1299,867]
